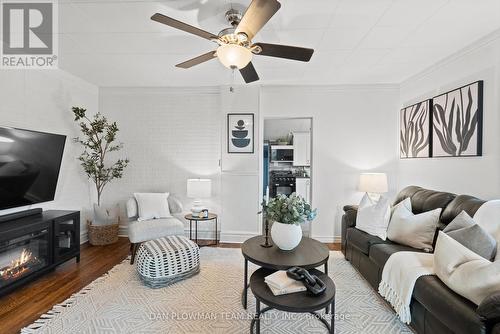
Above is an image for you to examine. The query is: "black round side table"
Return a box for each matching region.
[241,236,330,310]
[184,213,218,247]
[250,267,336,334]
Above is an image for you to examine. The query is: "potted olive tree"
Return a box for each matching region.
[265,193,317,251]
[72,107,129,245]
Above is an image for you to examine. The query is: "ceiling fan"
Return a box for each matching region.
[151,0,314,83]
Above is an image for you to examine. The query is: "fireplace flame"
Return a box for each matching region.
[0,249,40,281]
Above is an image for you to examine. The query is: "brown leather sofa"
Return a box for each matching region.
[341,186,500,334]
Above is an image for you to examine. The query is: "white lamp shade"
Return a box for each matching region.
[187,179,212,198]
[216,44,252,69]
[358,173,388,193]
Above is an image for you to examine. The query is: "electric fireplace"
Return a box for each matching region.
[0,210,80,296]
[0,228,49,290]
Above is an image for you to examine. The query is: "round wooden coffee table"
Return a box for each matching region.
[250,268,336,334]
[241,236,330,309]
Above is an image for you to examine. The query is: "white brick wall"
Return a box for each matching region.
[99,87,222,236]
[0,70,99,243]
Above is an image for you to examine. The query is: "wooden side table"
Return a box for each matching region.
[184,213,218,247]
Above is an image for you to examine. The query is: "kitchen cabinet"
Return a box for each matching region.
[292,132,310,166]
[295,178,311,204]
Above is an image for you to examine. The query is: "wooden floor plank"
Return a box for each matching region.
[0,238,131,334]
[0,237,340,333]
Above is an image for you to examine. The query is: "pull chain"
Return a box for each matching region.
[230,67,235,93]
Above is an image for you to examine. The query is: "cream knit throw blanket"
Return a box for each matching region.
[378,251,435,324]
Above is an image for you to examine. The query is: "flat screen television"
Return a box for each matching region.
[0,126,66,210]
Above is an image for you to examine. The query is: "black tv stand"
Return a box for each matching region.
[0,208,43,223]
[0,210,80,296]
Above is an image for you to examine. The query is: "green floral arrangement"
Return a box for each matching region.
[265,193,317,225]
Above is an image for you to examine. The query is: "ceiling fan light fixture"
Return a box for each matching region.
[216,44,252,69]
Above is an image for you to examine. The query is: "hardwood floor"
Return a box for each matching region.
[0,238,131,334]
[0,237,340,334]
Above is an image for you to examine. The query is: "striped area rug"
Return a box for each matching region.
[22,248,412,334]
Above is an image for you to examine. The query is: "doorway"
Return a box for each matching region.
[262,118,313,237]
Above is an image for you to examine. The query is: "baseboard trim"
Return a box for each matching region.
[118,225,221,241]
[117,226,340,244]
[220,232,259,243]
[80,231,88,245]
[311,235,341,243]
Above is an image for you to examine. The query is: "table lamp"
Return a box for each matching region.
[358,173,388,201]
[187,178,212,214]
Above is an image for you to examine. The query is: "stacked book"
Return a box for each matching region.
[264,270,307,296]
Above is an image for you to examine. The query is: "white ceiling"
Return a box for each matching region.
[58,0,500,87]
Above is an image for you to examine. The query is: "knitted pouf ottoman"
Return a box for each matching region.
[136,236,200,288]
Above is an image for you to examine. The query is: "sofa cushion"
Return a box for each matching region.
[410,188,456,215]
[441,195,485,225]
[393,186,424,206]
[369,243,425,268]
[413,275,486,334]
[393,186,456,215]
[128,217,184,243]
[477,291,500,322]
[346,227,386,255]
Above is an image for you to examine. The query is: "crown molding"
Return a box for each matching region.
[401,28,500,86]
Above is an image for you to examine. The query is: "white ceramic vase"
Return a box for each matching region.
[271,221,302,251]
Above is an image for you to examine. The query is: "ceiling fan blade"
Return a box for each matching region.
[239,62,260,83]
[151,13,218,41]
[235,0,281,41]
[254,43,314,62]
[175,51,217,69]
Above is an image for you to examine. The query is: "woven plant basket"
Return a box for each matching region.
[87,220,119,246]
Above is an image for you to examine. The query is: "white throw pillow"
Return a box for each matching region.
[434,231,500,305]
[473,200,500,261]
[387,198,441,252]
[93,204,118,226]
[133,193,172,221]
[356,194,391,240]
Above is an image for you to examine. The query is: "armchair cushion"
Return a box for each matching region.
[128,217,184,244]
[168,196,183,214]
[126,195,184,218]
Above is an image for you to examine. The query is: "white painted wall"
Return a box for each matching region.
[98,87,222,237]
[261,85,400,242]
[0,70,99,242]
[220,86,261,242]
[399,31,500,199]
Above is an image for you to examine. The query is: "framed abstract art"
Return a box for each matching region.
[431,81,483,157]
[400,100,432,159]
[227,113,254,154]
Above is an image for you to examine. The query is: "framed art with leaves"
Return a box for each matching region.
[400,99,432,159]
[432,81,483,157]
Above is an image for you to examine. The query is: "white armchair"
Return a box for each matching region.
[126,195,185,264]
